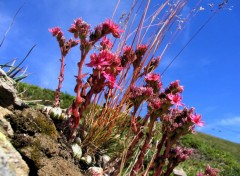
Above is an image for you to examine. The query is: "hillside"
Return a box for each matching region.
[16,82,240,175]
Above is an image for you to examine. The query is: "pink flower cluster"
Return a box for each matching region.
[133,44,148,70]
[86,38,122,89]
[90,19,123,42]
[69,18,91,39]
[145,73,162,92]
[129,85,153,107]
[121,46,136,67]
[49,27,79,56]
[162,108,203,137]
[197,165,219,176]
[168,146,193,163]
[100,37,113,50]
[102,19,123,38]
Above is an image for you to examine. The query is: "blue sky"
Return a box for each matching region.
[1,0,240,143]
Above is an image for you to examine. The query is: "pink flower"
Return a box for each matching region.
[124,46,134,54]
[145,73,160,82]
[49,27,63,37]
[145,87,153,96]
[170,80,184,93]
[167,93,184,107]
[100,37,113,49]
[136,44,148,57]
[69,18,90,38]
[103,73,120,89]
[68,24,78,33]
[190,113,204,127]
[149,97,162,109]
[102,19,123,38]
[86,52,110,68]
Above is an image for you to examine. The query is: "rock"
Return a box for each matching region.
[81,154,92,165]
[71,143,82,160]
[75,137,82,145]
[0,68,7,76]
[102,154,111,167]
[42,106,52,114]
[0,77,28,109]
[0,106,14,137]
[9,108,84,176]
[88,167,104,176]
[49,107,62,119]
[173,168,187,176]
[38,157,83,176]
[0,131,29,176]
[9,108,59,140]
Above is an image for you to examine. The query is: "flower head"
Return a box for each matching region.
[103,72,120,89]
[69,18,90,39]
[100,37,113,50]
[102,19,123,38]
[145,73,160,82]
[169,80,184,93]
[167,93,184,107]
[135,44,148,58]
[190,113,204,127]
[49,27,63,37]
[148,97,162,110]
[86,52,110,68]
[121,46,136,67]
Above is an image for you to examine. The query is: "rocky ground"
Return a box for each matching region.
[0,75,90,176]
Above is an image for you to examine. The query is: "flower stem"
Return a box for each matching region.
[54,53,65,107]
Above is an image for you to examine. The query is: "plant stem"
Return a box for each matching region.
[54,53,65,107]
[131,115,155,175]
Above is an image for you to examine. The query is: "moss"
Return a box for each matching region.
[33,113,58,140]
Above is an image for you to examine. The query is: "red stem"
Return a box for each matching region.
[126,114,150,159]
[70,42,89,136]
[131,116,156,175]
[54,51,65,107]
[154,136,178,176]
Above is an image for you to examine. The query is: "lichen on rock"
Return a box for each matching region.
[0,131,30,176]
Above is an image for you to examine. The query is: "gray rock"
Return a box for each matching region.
[0,107,14,137]
[173,168,187,176]
[0,68,7,76]
[0,77,28,109]
[0,131,29,176]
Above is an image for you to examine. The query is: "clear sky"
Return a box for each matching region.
[1,0,240,143]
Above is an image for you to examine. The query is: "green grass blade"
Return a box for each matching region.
[7,45,36,76]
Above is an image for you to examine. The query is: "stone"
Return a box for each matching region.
[173,168,187,176]
[81,154,92,165]
[38,157,83,176]
[0,77,28,109]
[102,154,111,167]
[72,143,82,160]
[0,131,29,176]
[0,68,7,76]
[0,106,14,137]
[88,167,104,176]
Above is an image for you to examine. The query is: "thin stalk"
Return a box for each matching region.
[54,53,65,107]
[131,116,155,175]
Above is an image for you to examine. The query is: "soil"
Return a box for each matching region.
[6,108,84,176]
